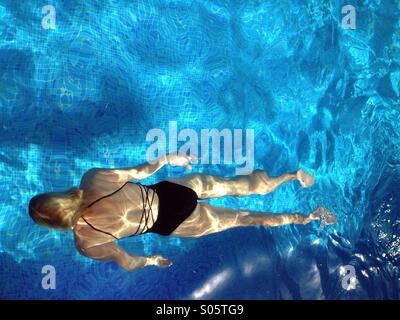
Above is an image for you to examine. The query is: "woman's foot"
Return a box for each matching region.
[311,207,337,225]
[296,169,315,188]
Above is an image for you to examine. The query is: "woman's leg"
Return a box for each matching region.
[168,169,314,199]
[170,203,335,238]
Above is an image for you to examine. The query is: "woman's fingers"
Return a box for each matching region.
[167,153,196,168]
[154,255,172,267]
[188,154,198,163]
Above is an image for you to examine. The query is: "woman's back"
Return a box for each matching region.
[74,169,159,250]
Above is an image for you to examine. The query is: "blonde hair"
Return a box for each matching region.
[29,188,84,230]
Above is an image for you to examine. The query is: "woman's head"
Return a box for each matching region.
[28,188,84,230]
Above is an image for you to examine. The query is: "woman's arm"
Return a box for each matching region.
[85,154,195,183]
[78,242,172,271]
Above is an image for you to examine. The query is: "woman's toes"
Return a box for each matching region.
[297,169,315,188]
[312,207,337,225]
[325,211,337,224]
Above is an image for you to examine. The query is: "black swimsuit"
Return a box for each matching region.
[81,181,198,238]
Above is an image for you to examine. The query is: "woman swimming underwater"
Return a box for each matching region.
[28,154,336,271]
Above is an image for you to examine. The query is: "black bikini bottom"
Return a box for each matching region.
[145,181,198,236]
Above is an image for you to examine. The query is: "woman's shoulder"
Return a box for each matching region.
[80,168,103,187]
[79,168,127,199]
[80,168,129,187]
[73,220,114,252]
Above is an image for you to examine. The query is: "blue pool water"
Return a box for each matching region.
[0,0,399,299]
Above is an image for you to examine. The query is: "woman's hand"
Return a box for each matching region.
[147,255,173,268]
[165,153,196,170]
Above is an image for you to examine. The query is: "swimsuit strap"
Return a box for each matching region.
[81,181,156,240]
[84,181,130,210]
[130,183,156,236]
[81,216,119,240]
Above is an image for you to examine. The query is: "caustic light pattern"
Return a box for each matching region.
[0,0,399,299]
